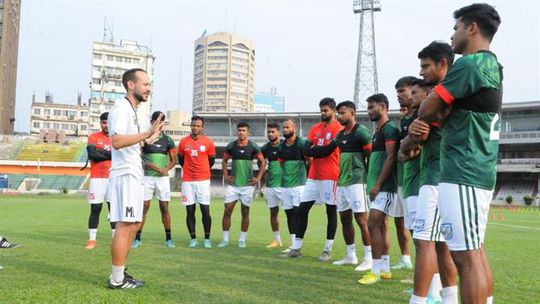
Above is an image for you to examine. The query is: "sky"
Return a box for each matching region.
[14,0,540,132]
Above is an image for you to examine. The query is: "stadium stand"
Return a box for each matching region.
[1,174,86,191]
[16,142,85,162]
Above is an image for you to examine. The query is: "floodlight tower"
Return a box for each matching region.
[352,0,381,108]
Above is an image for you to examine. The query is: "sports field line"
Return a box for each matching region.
[489,222,540,231]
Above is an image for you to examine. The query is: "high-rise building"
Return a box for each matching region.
[0,0,21,134]
[89,40,154,132]
[192,32,255,113]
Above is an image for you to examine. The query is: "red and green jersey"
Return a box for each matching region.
[279,137,307,188]
[434,51,503,190]
[262,141,283,188]
[142,133,176,177]
[401,112,421,198]
[398,114,416,187]
[306,120,343,181]
[335,124,372,186]
[367,121,400,193]
[87,131,111,178]
[178,135,216,181]
[225,140,262,187]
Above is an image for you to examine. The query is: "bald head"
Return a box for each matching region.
[283,119,297,139]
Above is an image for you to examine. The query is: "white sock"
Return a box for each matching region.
[381,255,390,272]
[409,294,427,304]
[239,231,247,242]
[111,229,116,238]
[290,234,296,247]
[363,245,372,260]
[273,231,281,243]
[428,273,442,298]
[110,265,125,284]
[324,239,334,252]
[487,296,493,304]
[441,286,458,304]
[89,229,97,241]
[293,238,303,250]
[346,244,356,259]
[222,231,230,242]
[371,259,381,275]
[402,254,412,264]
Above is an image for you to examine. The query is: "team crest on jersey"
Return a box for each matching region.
[325,132,331,140]
[200,145,206,152]
[441,223,453,241]
[414,219,425,231]
[239,150,245,154]
[341,140,347,145]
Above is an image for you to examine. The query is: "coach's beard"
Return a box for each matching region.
[134,92,148,103]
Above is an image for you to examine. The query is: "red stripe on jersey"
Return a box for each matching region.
[87,131,111,178]
[385,140,396,144]
[178,135,216,181]
[434,84,455,105]
[362,143,372,152]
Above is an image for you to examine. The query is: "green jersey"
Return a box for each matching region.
[279,137,307,188]
[142,133,175,177]
[262,141,283,188]
[367,121,400,193]
[434,51,503,190]
[401,112,421,198]
[419,125,442,187]
[335,124,372,186]
[398,113,416,189]
[225,140,262,187]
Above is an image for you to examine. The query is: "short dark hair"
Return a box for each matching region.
[366,93,389,109]
[151,111,165,122]
[319,97,336,109]
[412,78,433,91]
[99,112,109,121]
[418,41,455,67]
[454,3,501,42]
[394,76,419,89]
[237,122,250,129]
[336,100,356,112]
[267,122,279,130]
[191,115,204,125]
[122,68,147,90]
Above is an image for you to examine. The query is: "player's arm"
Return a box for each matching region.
[303,139,338,158]
[143,161,162,173]
[222,152,234,185]
[86,145,111,162]
[252,152,266,186]
[369,140,397,201]
[208,155,215,168]
[398,135,421,162]
[161,148,178,176]
[208,140,216,168]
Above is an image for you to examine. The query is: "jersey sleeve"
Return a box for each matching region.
[225,142,234,155]
[435,56,484,104]
[357,126,373,151]
[87,133,96,145]
[251,142,262,158]
[307,126,315,141]
[261,143,268,159]
[109,107,129,136]
[383,124,400,144]
[178,138,185,156]
[167,136,176,152]
[207,138,216,157]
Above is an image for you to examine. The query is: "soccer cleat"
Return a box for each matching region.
[380,271,392,280]
[131,240,141,249]
[84,240,97,250]
[281,247,292,254]
[319,250,331,262]
[165,240,176,248]
[217,240,229,248]
[391,260,413,270]
[0,237,20,249]
[203,239,212,248]
[266,240,283,248]
[123,270,145,284]
[280,248,302,258]
[189,239,198,248]
[355,259,373,272]
[332,256,358,266]
[238,240,246,248]
[358,272,380,285]
[108,276,145,289]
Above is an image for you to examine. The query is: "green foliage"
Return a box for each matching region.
[523,195,534,206]
[505,195,513,204]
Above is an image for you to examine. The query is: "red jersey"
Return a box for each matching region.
[178,135,216,181]
[307,120,342,180]
[87,131,111,178]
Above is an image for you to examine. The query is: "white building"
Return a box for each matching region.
[89,40,154,132]
[30,98,90,137]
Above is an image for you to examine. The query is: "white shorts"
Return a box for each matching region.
[281,186,304,210]
[413,185,444,242]
[225,185,255,207]
[109,174,144,223]
[300,179,337,205]
[404,195,418,230]
[394,186,405,217]
[337,184,369,213]
[265,187,282,208]
[370,191,402,217]
[181,180,211,206]
[438,183,492,251]
[143,176,171,201]
[87,178,110,204]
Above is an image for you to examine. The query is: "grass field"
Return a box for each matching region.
[1,194,539,303]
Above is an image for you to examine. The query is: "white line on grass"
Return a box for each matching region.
[489,222,540,231]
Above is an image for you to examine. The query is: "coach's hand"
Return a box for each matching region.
[369,184,380,202]
[250,177,260,186]
[225,175,235,185]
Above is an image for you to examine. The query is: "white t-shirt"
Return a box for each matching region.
[108,98,144,180]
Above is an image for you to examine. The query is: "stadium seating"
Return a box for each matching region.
[1,174,86,191]
[15,142,86,162]
[495,181,538,202]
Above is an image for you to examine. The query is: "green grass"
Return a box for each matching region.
[1,195,539,303]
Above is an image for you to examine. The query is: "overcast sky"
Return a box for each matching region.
[15,0,540,132]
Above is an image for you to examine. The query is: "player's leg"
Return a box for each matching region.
[133,177,155,248]
[86,203,102,249]
[358,208,386,285]
[237,186,255,248]
[197,180,212,248]
[156,176,173,247]
[320,180,338,261]
[392,188,412,270]
[219,185,238,247]
[106,202,117,235]
[333,208,358,265]
[86,178,107,249]
[354,211,372,271]
[186,204,197,246]
[436,242,458,304]
[133,199,150,248]
[265,187,282,248]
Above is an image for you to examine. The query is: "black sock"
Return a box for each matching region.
[165,229,172,241]
[200,204,212,239]
[135,230,142,241]
[326,204,337,240]
[296,201,315,238]
[285,207,299,235]
[186,205,196,239]
[88,203,102,229]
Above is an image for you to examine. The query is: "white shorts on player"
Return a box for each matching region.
[413,185,444,242]
[265,187,282,208]
[337,184,369,213]
[438,182,493,251]
[88,178,110,204]
[370,191,402,217]
[394,186,405,218]
[404,195,418,230]
[109,174,144,223]
[300,179,337,205]
[281,186,304,210]
[143,176,171,201]
[225,185,255,207]
[181,180,211,206]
